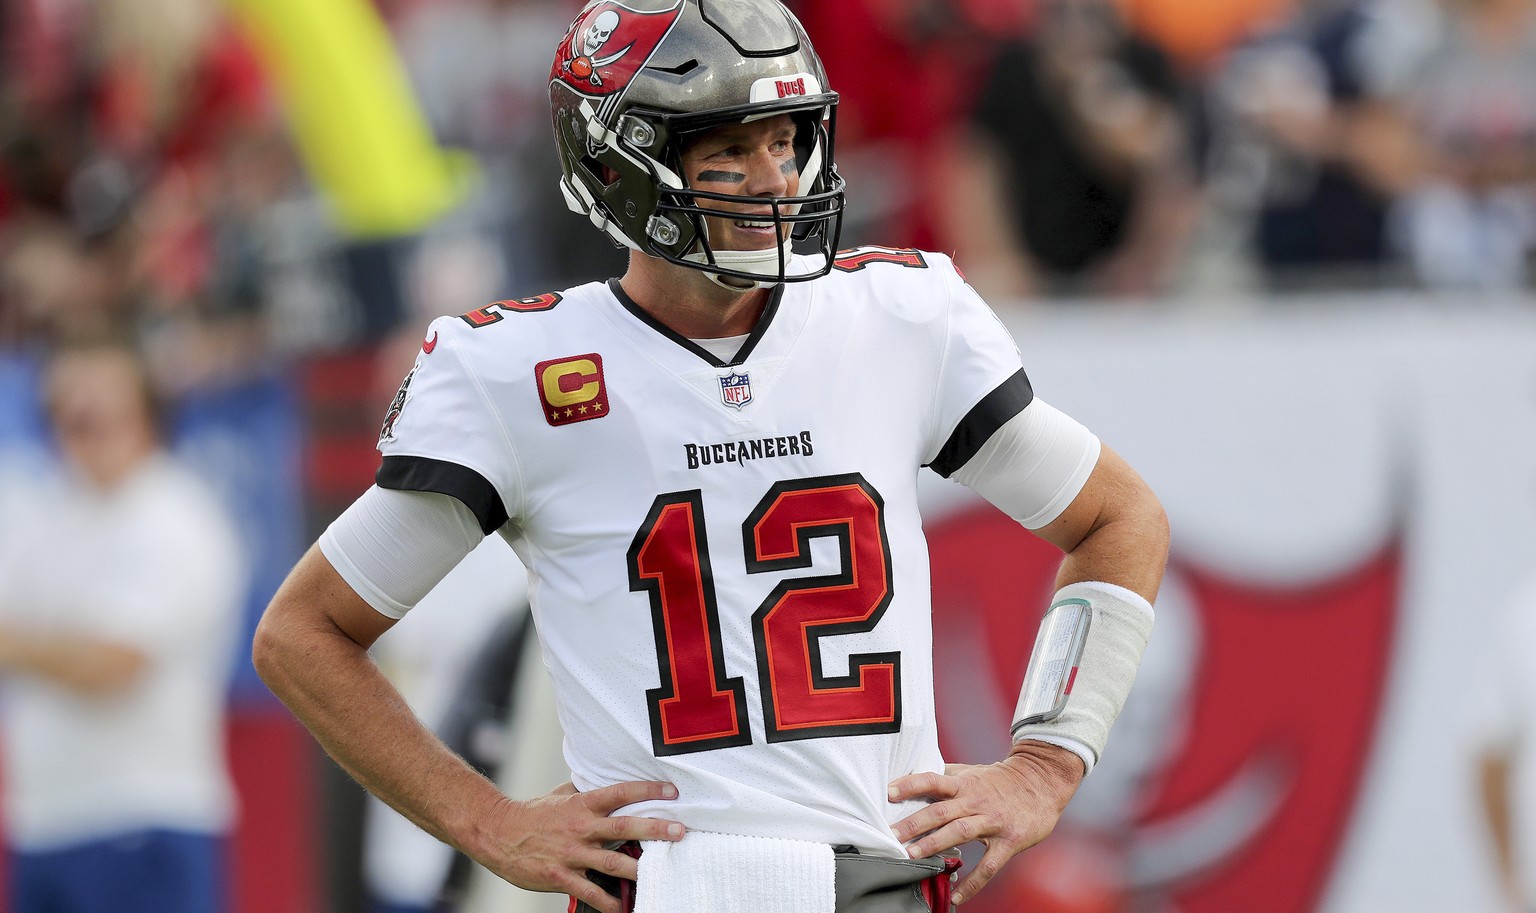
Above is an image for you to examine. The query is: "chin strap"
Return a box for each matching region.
[687,241,796,290]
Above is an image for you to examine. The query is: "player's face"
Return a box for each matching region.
[679,114,802,252]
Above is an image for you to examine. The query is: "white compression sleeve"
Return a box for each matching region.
[319,486,483,619]
[949,399,1101,529]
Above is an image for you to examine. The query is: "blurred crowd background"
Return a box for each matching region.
[1,0,1535,911]
[5,0,1536,361]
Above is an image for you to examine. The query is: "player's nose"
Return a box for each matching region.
[743,147,791,198]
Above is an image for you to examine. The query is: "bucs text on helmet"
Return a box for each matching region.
[549,0,846,288]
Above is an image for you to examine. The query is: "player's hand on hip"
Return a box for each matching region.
[888,742,1083,905]
[484,779,684,913]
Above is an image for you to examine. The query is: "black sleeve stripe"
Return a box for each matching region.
[926,369,1035,478]
[377,456,509,535]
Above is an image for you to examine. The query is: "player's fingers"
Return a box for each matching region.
[565,874,622,913]
[582,780,679,814]
[903,814,987,859]
[550,781,579,797]
[889,799,963,844]
[596,815,686,843]
[578,847,642,883]
[952,845,1011,905]
[887,771,958,802]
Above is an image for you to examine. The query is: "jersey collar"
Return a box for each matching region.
[606,279,785,368]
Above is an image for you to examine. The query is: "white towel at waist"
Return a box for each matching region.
[634,831,836,913]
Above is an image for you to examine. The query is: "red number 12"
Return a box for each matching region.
[627,474,900,757]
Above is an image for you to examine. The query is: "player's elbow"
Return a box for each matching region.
[250,606,282,690]
[251,595,306,694]
[1137,484,1171,562]
[1121,474,1171,579]
[1102,448,1169,557]
[253,544,377,694]
[1083,465,1170,600]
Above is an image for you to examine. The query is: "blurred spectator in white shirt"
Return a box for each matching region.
[0,337,245,913]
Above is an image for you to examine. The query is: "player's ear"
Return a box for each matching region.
[600,164,620,185]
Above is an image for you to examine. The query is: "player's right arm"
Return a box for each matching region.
[255,533,684,913]
[256,316,685,913]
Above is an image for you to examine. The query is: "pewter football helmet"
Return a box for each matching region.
[549,0,845,286]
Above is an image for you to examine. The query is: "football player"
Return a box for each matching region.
[254,2,1169,912]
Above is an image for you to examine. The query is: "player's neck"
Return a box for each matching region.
[619,256,770,340]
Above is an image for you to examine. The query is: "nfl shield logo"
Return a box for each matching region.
[719,371,752,409]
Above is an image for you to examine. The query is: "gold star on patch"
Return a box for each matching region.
[593,403,604,412]
[564,408,574,417]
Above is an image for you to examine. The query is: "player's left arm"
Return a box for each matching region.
[1035,442,1168,600]
[890,438,1168,904]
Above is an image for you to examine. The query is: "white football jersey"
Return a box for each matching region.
[377,248,1033,854]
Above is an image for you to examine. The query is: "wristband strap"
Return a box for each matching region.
[1010,581,1154,775]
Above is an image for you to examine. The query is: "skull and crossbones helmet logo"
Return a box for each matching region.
[566,9,630,86]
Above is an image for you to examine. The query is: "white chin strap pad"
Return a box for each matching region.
[1010,580,1154,775]
[686,241,798,289]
